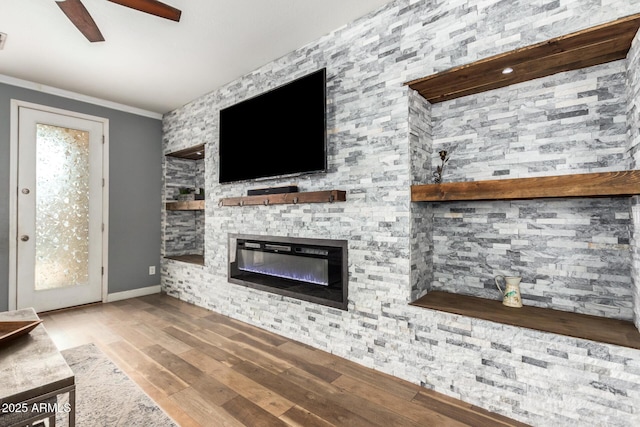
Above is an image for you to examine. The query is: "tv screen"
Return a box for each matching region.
[219,68,327,184]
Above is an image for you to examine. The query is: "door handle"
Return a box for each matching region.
[20,235,29,242]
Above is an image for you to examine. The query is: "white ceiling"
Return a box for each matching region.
[0,0,392,116]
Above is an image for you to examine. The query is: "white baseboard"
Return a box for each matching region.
[107,285,161,302]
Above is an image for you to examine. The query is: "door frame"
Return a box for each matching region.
[8,100,109,311]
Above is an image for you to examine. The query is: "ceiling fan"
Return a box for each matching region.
[56,0,182,42]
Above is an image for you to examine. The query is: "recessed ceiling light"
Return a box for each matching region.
[502,67,514,74]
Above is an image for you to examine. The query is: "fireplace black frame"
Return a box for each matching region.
[228,234,348,310]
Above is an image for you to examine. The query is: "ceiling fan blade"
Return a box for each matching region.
[56,0,105,42]
[107,0,182,22]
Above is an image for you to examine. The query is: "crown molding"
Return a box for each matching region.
[0,74,163,120]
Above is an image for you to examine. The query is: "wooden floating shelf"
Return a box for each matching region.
[411,170,640,202]
[411,291,640,350]
[219,190,346,207]
[165,144,205,160]
[164,254,205,266]
[165,200,205,211]
[405,13,640,103]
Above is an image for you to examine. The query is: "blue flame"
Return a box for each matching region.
[239,265,328,286]
[238,249,329,286]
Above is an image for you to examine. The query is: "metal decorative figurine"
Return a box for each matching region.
[432,150,449,183]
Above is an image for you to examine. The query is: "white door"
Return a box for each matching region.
[13,102,107,312]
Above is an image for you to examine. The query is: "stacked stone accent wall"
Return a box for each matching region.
[423,61,633,319]
[431,62,627,181]
[409,88,433,300]
[627,22,640,331]
[163,157,205,257]
[633,197,640,330]
[162,1,640,425]
[628,25,640,169]
[430,198,633,320]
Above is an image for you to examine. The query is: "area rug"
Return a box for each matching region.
[55,343,178,427]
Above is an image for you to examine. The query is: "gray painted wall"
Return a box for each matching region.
[0,82,162,310]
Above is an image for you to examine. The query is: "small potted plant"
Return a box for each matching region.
[178,187,195,201]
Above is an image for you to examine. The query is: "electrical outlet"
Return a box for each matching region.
[149,266,156,275]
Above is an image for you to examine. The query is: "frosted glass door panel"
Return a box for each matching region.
[16,103,105,312]
[35,124,90,290]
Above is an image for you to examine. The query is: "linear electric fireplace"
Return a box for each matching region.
[228,234,348,310]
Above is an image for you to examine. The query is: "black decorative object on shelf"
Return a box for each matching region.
[433,150,450,183]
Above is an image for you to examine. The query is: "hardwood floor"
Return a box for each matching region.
[40,294,529,427]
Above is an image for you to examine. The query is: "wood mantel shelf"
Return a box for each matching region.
[411,291,640,350]
[165,200,204,211]
[219,190,346,207]
[165,144,205,160]
[405,13,640,103]
[164,254,204,266]
[411,170,640,202]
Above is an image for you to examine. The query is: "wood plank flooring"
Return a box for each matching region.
[40,294,529,427]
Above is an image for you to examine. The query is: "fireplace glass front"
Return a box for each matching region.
[229,235,348,310]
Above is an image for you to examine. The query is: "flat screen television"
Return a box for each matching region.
[219,68,327,184]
